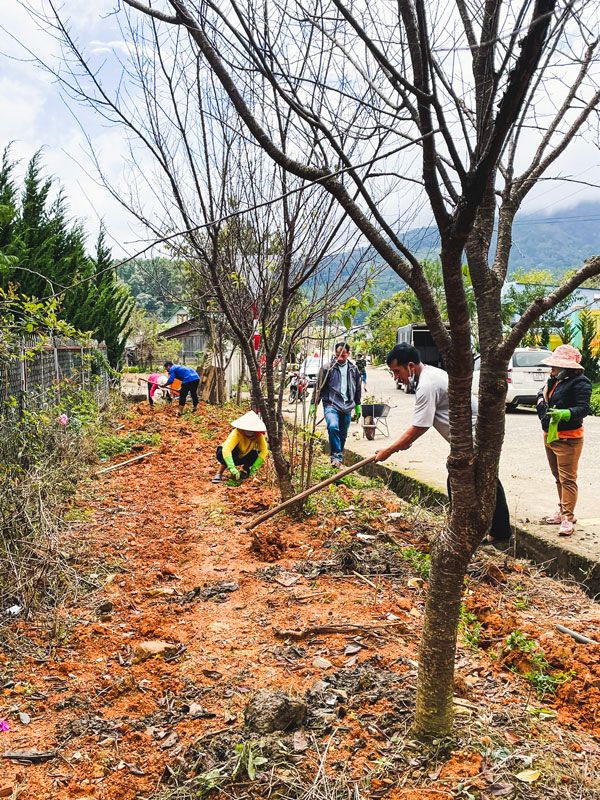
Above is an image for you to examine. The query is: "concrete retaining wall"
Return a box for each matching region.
[343,446,600,599]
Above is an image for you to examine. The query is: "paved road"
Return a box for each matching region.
[299,366,600,559]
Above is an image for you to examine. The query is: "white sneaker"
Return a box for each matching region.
[559,518,574,536]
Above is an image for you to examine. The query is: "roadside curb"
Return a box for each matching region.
[342,446,600,598]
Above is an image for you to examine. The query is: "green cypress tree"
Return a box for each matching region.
[91,228,135,367]
[0,146,18,262]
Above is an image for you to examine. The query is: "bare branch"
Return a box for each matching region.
[123,0,181,24]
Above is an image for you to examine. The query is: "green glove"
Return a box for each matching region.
[547,408,571,444]
[224,453,240,478]
[249,456,265,477]
[308,404,316,419]
[353,404,361,422]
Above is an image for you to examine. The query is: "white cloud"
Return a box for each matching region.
[0,0,598,264]
[89,39,131,56]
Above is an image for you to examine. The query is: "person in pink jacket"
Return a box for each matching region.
[138,373,169,407]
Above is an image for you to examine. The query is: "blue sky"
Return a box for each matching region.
[1,1,599,260]
[0,1,144,256]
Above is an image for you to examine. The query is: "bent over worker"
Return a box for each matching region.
[374,343,512,545]
[212,410,269,484]
[164,361,200,416]
[310,342,362,469]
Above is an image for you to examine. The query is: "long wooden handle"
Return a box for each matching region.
[243,455,377,531]
[96,450,157,475]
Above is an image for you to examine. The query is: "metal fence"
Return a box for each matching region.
[0,336,111,417]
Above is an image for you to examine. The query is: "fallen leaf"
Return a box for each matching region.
[18,713,31,726]
[274,573,300,587]
[312,656,333,669]
[293,731,309,752]
[343,644,362,656]
[516,769,540,783]
[487,782,514,796]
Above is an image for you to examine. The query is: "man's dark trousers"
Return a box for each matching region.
[446,476,511,541]
[179,378,200,409]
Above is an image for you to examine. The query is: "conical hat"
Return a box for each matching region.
[231,410,267,433]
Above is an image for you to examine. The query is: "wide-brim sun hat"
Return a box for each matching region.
[231,410,267,433]
[157,375,169,386]
[541,344,584,370]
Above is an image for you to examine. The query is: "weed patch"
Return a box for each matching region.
[503,630,575,697]
[95,430,160,459]
[396,545,430,580]
[460,605,482,650]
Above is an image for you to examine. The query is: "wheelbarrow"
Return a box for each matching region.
[361,403,391,440]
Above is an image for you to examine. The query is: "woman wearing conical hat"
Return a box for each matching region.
[212,410,269,484]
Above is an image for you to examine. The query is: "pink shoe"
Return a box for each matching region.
[559,519,574,536]
[545,511,562,524]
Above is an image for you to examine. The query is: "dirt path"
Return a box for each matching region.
[1,403,599,800]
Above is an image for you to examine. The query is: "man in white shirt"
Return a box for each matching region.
[374,343,511,545]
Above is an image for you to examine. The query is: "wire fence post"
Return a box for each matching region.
[19,339,27,418]
[52,337,61,403]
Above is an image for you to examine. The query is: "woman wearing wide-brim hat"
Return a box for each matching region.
[536,344,592,535]
[212,410,269,484]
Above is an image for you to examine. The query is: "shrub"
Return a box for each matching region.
[95,431,160,460]
[590,385,600,417]
[0,410,95,613]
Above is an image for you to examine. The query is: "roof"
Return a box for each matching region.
[159,316,208,339]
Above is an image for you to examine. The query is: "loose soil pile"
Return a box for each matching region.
[1,402,599,800]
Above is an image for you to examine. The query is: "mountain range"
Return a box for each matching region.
[360,200,600,298]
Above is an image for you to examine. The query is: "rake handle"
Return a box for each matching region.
[243,455,377,531]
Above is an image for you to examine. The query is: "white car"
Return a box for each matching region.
[472,348,552,410]
[299,356,326,387]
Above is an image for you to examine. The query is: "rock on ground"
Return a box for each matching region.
[244,690,307,733]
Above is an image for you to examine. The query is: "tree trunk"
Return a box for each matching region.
[246,353,295,502]
[412,244,484,738]
[413,349,509,738]
[414,517,472,737]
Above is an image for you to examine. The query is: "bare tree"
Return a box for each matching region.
[181,137,369,499]
[30,0,600,737]
[23,0,371,500]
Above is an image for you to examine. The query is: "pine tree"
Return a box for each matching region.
[0,147,18,259]
[90,228,135,367]
[0,150,134,365]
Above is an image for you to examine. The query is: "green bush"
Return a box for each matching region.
[590,385,600,416]
[0,410,95,613]
[96,431,160,460]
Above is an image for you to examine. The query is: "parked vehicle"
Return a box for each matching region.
[471,347,552,410]
[299,356,325,388]
[395,323,448,392]
[288,371,309,403]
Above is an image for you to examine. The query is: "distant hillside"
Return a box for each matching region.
[360,200,600,299]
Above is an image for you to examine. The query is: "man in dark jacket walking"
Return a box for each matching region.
[310,342,362,468]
